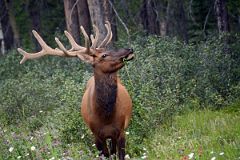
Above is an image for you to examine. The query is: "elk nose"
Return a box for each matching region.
[128,48,134,53]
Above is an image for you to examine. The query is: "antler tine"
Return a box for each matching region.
[98,21,112,48]
[55,26,94,56]
[55,37,69,54]
[105,26,113,46]
[17,30,64,64]
[90,25,99,49]
[90,35,94,46]
[64,31,85,50]
[55,37,90,56]
[80,26,90,53]
[32,30,49,49]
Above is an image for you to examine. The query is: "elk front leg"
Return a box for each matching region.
[95,137,109,158]
[117,133,126,160]
[110,138,117,156]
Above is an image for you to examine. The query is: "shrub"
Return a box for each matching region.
[0,34,239,158]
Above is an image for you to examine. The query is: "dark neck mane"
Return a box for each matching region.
[94,71,117,117]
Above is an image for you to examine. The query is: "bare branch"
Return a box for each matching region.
[108,0,131,45]
[203,6,212,38]
[69,0,80,25]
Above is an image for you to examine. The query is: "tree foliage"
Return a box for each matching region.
[0,0,239,51]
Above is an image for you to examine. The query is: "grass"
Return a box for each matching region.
[145,108,240,160]
[0,103,239,160]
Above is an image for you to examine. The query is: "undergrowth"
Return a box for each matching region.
[0,34,239,159]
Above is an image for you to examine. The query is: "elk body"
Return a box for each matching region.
[17,21,134,160]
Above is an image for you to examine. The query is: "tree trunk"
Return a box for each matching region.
[103,0,117,42]
[238,15,240,31]
[140,0,148,32]
[147,0,159,35]
[215,0,230,33]
[157,0,167,36]
[27,0,41,50]
[77,0,91,36]
[87,0,107,45]
[64,0,81,44]
[140,0,160,35]
[0,24,6,55]
[0,0,14,51]
[176,0,188,43]
[5,0,20,47]
[165,0,173,36]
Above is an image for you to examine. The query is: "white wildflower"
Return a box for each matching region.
[219,152,224,156]
[30,136,34,141]
[25,153,29,156]
[81,134,85,139]
[141,155,147,159]
[125,131,129,135]
[17,156,21,159]
[125,154,130,159]
[143,147,147,151]
[211,157,216,160]
[92,144,96,147]
[39,110,43,113]
[49,157,55,160]
[188,153,194,159]
[9,147,14,152]
[210,151,214,154]
[31,146,36,151]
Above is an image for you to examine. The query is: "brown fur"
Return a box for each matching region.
[81,75,132,159]
[81,48,133,159]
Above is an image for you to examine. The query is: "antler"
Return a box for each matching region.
[17,21,113,64]
[90,21,112,49]
[98,21,113,48]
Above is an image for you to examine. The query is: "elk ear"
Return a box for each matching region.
[77,54,94,64]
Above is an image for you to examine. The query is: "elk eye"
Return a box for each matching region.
[102,54,107,58]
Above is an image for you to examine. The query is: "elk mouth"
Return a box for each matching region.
[122,51,134,62]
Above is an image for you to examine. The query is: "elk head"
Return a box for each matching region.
[17,21,134,73]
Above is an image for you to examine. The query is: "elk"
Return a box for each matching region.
[17,21,134,160]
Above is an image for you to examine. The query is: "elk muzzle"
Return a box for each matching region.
[115,48,134,62]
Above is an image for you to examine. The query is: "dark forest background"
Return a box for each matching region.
[0,0,240,51]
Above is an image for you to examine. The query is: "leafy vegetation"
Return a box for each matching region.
[0,34,239,159]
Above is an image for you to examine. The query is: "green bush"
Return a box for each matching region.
[0,34,239,158]
[0,52,89,124]
[117,35,240,155]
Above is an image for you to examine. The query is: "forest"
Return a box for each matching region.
[0,0,240,159]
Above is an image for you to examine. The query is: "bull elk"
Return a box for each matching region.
[17,21,134,160]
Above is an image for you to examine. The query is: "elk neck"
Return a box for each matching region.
[93,70,118,118]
